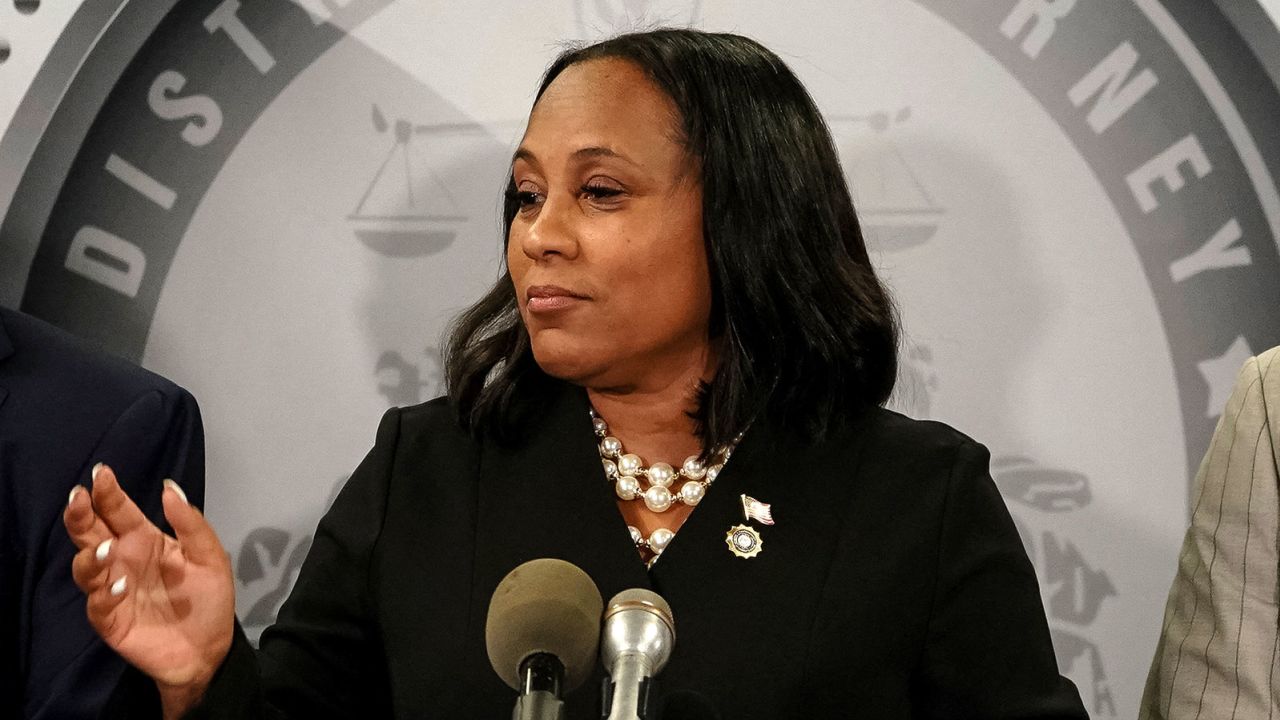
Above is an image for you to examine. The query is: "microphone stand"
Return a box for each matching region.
[600,669,654,720]
[513,653,566,720]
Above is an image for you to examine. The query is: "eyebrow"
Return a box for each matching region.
[512,146,639,168]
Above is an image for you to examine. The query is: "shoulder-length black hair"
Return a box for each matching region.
[446,28,897,450]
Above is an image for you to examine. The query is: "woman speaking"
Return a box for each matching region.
[64,29,1087,719]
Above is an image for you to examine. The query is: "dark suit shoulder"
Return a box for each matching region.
[395,395,460,432]
[394,396,472,448]
[380,396,481,482]
[810,405,985,489]
[853,405,981,457]
[0,307,190,406]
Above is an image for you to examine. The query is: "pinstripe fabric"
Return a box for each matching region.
[1141,346,1280,720]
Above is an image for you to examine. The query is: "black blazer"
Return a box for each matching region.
[0,308,205,720]
[190,382,1085,719]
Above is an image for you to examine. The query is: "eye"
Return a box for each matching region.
[505,185,544,213]
[580,182,624,205]
[581,184,622,199]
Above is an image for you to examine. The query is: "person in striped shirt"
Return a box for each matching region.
[1142,346,1280,719]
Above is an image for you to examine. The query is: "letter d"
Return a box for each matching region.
[65,226,146,298]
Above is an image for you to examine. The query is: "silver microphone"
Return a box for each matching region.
[600,589,676,720]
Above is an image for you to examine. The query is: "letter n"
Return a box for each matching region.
[1068,42,1158,134]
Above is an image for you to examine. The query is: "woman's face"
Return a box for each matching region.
[507,58,712,389]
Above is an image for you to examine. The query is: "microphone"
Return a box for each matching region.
[600,589,676,720]
[486,559,605,720]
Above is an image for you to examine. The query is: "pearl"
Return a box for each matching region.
[648,528,675,552]
[602,458,618,479]
[601,437,622,459]
[643,485,673,513]
[628,525,643,544]
[647,462,675,487]
[617,453,642,477]
[681,455,706,479]
[705,465,721,483]
[679,481,705,505]
[593,417,608,435]
[615,476,640,500]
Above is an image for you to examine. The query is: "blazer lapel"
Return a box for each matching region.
[470,381,650,612]
[644,416,861,702]
[650,416,847,582]
[463,382,651,714]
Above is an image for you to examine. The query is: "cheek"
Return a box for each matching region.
[506,233,528,280]
[660,211,711,321]
[616,237,711,333]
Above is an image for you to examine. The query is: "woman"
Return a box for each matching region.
[64,29,1086,719]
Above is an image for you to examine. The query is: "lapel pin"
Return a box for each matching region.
[726,524,763,559]
[741,494,775,525]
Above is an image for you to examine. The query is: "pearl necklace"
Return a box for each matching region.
[591,408,739,561]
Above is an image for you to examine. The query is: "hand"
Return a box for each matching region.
[64,464,235,717]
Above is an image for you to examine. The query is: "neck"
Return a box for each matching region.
[585,346,716,464]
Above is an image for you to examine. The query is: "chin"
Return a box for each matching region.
[527,334,600,383]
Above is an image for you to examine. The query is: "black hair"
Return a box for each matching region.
[445,28,898,449]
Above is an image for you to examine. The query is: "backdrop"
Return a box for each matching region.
[3,1,1280,717]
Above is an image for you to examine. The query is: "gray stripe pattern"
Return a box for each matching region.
[1141,347,1280,719]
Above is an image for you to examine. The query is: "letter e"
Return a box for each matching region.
[1125,134,1212,214]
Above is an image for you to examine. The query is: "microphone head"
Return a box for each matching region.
[485,558,604,693]
[601,588,676,675]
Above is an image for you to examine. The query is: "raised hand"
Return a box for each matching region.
[64,464,235,717]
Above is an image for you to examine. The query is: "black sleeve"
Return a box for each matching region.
[918,441,1087,720]
[182,407,401,720]
[29,386,205,720]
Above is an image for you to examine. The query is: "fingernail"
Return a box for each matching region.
[68,486,84,506]
[95,538,112,562]
[163,479,188,505]
[110,576,127,596]
[91,463,103,482]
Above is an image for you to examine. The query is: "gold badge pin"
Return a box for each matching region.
[726,524,764,559]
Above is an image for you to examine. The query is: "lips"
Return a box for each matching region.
[526,285,587,313]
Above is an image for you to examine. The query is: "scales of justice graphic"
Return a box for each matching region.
[348,104,485,258]
[831,107,945,251]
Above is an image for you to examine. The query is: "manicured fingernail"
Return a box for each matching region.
[91,463,103,482]
[95,538,112,562]
[68,486,84,506]
[110,576,127,596]
[163,479,188,505]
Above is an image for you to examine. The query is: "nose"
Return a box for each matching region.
[520,194,580,262]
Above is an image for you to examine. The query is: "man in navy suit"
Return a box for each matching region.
[0,307,205,719]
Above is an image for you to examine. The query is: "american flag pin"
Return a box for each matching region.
[741,494,775,525]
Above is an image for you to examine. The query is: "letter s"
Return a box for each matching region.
[148,70,223,147]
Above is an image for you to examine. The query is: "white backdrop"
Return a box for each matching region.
[4,2,1280,717]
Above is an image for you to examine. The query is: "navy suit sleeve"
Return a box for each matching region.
[23,385,204,720]
[918,441,1086,719]
[180,408,400,720]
